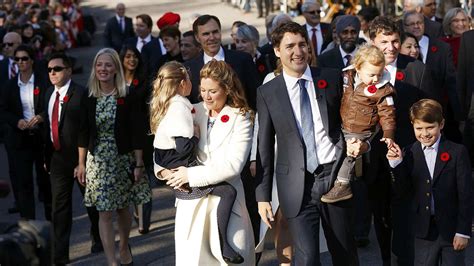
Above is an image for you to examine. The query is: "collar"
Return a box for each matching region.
[419,35,429,48]
[421,135,441,151]
[18,73,35,87]
[306,23,321,32]
[140,34,152,43]
[282,65,312,90]
[170,94,193,110]
[116,15,123,21]
[55,79,71,94]
[385,59,397,71]
[254,50,262,62]
[203,46,225,63]
[338,45,356,59]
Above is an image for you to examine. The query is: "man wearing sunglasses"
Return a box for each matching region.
[41,53,102,265]
[301,0,331,57]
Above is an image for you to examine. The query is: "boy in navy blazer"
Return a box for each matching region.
[386,99,472,265]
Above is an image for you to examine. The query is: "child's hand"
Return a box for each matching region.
[383,140,402,161]
[193,124,200,139]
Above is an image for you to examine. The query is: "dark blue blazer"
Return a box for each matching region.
[139,37,163,76]
[457,30,474,118]
[316,45,345,69]
[104,16,135,52]
[185,48,260,110]
[391,137,472,241]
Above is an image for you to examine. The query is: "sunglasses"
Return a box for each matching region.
[47,66,67,73]
[305,10,322,15]
[2,42,15,47]
[14,56,30,62]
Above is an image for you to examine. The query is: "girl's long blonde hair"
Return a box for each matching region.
[149,61,189,134]
[87,48,127,98]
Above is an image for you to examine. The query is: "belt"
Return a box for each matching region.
[313,161,335,176]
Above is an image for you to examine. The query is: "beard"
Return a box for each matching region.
[340,41,357,53]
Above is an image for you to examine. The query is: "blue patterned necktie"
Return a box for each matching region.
[298,79,318,173]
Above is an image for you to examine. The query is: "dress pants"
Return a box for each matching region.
[49,151,100,264]
[10,133,51,220]
[286,163,359,266]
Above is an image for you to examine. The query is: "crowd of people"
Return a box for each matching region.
[1,0,474,265]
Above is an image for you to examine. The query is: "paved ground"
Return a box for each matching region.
[1,0,474,265]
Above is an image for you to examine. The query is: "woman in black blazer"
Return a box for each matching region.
[119,44,153,235]
[75,48,151,266]
[0,44,51,220]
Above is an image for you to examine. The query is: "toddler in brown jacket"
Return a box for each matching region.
[321,45,396,203]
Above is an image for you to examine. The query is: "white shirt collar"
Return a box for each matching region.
[282,65,312,90]
[421,135,441,151]
[305,23,321,32]
[55,79,71,96]
[203,46,225,64]
[419,35,429,63]
[18,73,35,87]
[140,34,152,43]
[116,15,123,22]
[339,46,356,60]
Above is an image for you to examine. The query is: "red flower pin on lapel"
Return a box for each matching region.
[62,95,69,103]
[367,85,377,94]
[430,46,438,53]
[396,71,405,81]
[317,79,327,89]
[132,79,139,86]
[33,87,40,95]
[258,64,265,73]
[221,115,229,123]
[191,107,196,114]
[440,152,450,162]
[116,98,125,105]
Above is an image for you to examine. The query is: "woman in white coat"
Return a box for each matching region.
[155,60,255,265]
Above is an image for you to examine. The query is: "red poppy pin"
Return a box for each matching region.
[221,115,229,123]
[33,87,40,95]
[317,79,327,89]
[116,98,125,105]
[132,79,139,86]
[257,64,265,73]
[430,46,438,53]
[367,85,377,94]
[395,71,405,81]
[62,95,69,103]
[440,152,450,162]
[191,107,196,114]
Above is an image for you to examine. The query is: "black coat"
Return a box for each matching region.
[104,16,135,52]
[457,30,474,117]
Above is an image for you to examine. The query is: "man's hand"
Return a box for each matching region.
[382,140,402,161]
[26,115,43,128]
[74,164,86,186]
[258,202,274,229]
[453,235,469,251]
[249,161,256,177]
[17,119,28,130]
[346,138,368,157]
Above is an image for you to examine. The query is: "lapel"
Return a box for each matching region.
[433,137,449,184]
[59,81,76,129]
[412,143,431,180]
[272,75,301,141]
[44,86,54,125]
[310,67,329,133]
[33,76,41,114]
[12,78,22,111]
[202,105,238,152]
[335,46,345,69]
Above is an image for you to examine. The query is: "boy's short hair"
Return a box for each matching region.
[352,44,385,69]
[409,99,444,124]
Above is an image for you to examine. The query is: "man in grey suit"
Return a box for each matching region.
[256,22,367,265]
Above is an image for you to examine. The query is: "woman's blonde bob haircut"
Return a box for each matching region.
[87,48,127,98]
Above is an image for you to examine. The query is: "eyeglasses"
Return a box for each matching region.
[404,21,424,27]
[2,42,15,48]
[47,66,67,73]
[304,10,322,15]
[14,56,30,62]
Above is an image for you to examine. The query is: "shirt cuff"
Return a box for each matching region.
[455,233,470,239]
[388,158,402,168]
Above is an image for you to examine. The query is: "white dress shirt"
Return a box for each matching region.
[137,34,152,52]
[116,15,124,31]
[18,73,35,121]
[418,35,429,63]
[384,59,398,86]
[282,66,336,164]
[339,46,357,67]
[48,80,71,142]
[203,46,225,64]
[306,23,323,55]
[158,38,166,55]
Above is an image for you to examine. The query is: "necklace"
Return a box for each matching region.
[101,88,116,96]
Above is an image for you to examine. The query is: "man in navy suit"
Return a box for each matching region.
[185,15,259,110]
[124,14,156,53]
[256,22,367,265]
[103,3,135,53]
[387,99,472,265]
[42,54,101,265]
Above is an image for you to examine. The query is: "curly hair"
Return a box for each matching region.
[199,60,254,121]
[352,44,385,70]
[149,61,189,134]
[368,15,400,40]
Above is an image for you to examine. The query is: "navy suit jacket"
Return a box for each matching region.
[391,138,472,241]
[139,37,163,76]
[255,66,345,218]
[104,16,135,52]
[457,30,474,117]
[185,48,260,110]
[316,45,345,69]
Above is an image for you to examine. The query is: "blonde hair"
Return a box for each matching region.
[87,48,127,98]
[149,61,189,134]
[200,60,254,121]
[352,44,385,70]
